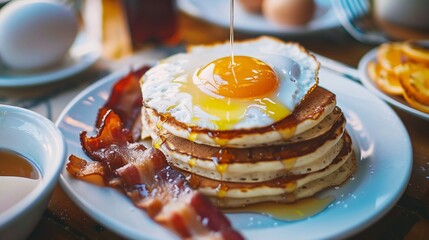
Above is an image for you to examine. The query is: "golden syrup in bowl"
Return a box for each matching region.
[0,149,41,213]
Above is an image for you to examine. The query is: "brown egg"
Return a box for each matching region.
[238,0,263,13]
[262,0,315,26]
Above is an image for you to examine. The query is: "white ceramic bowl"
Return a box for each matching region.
[374,0,429,30]
[0,104,66,240]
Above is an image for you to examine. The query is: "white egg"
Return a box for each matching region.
[262,0,316,26]
[142,37,319,131]
[0,0,78,71]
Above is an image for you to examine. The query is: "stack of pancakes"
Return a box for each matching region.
[140,37,356,207]
[141,86,356,207]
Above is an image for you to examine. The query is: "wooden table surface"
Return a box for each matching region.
[26,11,429,240]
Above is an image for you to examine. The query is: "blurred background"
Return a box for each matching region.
[0,1,428,240]
[76,0,429,62]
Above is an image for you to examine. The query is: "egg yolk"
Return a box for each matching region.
[197,56,279,98]
[183,55,290,131]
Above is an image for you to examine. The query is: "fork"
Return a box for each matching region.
[332,0,389,44]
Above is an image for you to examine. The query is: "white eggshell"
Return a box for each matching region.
[0,0,78,71]
[262,0,315,26]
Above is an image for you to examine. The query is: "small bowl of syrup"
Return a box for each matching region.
[0,104,66,240]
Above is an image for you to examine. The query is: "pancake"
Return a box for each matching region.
[179,132,355,207]
[211,153,356,208]
[143,106,347,182]
[142,86,336,148]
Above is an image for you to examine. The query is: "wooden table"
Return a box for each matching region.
[26,12,429,240]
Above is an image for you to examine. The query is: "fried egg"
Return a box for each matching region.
[141,36,319,131]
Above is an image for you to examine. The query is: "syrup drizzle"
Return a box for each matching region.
[211,148,234,175]
[282,157,297,170]
[153,136,166,149]
[217,183,229,198]
[230,0,235,66]
[210,0,239,179]
[188,157,197,168]
[224,196,335,221]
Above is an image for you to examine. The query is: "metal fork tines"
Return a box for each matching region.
[333,0,389,44]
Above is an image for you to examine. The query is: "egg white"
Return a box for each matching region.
[141,37,319,131]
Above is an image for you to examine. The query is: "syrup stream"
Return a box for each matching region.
[230,0,238,84]
[230,0,235,66]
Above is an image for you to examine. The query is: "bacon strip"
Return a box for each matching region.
[66,155,106,186]
[80,110,135,177]
[66,68,243,239]
[96,66,150,141]
[115,146,242,239]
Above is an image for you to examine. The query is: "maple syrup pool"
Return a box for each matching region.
[0,149,42,213]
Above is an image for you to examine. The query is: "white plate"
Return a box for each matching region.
[56,68,412,240]
[358,48,429,120]
[177,0,341,35]
[0,31,101,87]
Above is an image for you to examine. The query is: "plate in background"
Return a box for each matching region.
[0,31,101,87]
[56,66,412,240]
[177,0,341,35]
[358,48,429,121]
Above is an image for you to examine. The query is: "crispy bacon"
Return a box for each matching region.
[66,67,243,240]
[115,146,242,239]
[81,110,135,176]
[66,155,106,186]
[96,66,150,141]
